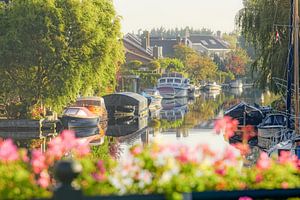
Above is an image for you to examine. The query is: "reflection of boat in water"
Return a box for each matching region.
[103,92,148,119]
[229,87,243,96]
[230,80,243,88]
[204,82,222,91]
[106,116,148,137]
[157,73,190,98]
[61,107,100,129]
[188,85,200,98]
[161,98,188,110]
[160,98,188,121]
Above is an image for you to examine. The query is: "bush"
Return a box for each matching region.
[0,118,299,199]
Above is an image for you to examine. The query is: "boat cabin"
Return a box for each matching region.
[74,97,107,121]
[158,77,190,86]
[103,92,148,119]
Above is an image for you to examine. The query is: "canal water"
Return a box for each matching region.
[0,88,269,164]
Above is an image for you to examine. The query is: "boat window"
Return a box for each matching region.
[159,79,166,83]
[77,109,88,116]
[174,79,181,83]
[184,79,188,84]
[64,108,79,115]
[167,79,173,83]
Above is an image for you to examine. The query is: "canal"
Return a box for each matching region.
[1,88,271,164]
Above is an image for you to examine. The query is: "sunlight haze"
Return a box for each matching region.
[114,0,244,34]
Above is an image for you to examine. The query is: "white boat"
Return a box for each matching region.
[230,80,243,88]
[204,82,222,91]
[257,114,288,149]
[143,88,163,108]
[157,73,190,98]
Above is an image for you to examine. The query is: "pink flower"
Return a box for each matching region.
[223,147,237,163]
[255,173,263,183]
[239,197,252,200]
[75,139,90,157]
[278,151,298,167]
[47,137,64,160]
[215,168,226,176]
[37,170,50,188]
[0,139,19,162]
[31,150,47,174]
[131,146,143,156]
[214,116,238,139]
[176,146,190,164]
[281,182,289,189]
[60,130,77,151]
[233,143,250,156]
[256,152,271,170]
[97,160,106,174]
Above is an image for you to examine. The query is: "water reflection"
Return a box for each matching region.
[0,88,270,165]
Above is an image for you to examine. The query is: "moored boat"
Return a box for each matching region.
[157,72,190,98]
[224,101,264,126]
[74,96,108,122]
[204,82,222,91]
[257,113,288,149]
[61,107,100,129]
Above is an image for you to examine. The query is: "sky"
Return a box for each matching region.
[113,0,244,34]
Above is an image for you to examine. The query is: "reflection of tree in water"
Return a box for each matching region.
[108,137,123,160]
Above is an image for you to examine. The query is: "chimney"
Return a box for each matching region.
[217,30,221,38]
[142,31,150,49]
[176,35,181,44]
[153,46,163,59]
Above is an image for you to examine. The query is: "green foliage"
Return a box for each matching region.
[237,0,290,90]
[0,161,50,199]
[146,60,161,71]
[0,0,124,118]
[173,45,219,82]
[124,60,143,70]
[157,58,184,72]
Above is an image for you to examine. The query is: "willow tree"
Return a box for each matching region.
[237,0,291,90]
[0,0,124,118]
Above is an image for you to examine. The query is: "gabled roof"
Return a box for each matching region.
[150,38,178,57]
[188,35,229,50]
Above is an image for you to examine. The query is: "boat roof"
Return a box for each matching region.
[161,72,184,78]
[224,101,263,115]
[103,92,148,112]
[76,96,104,101]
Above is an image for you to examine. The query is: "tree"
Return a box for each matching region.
[0,0,124,118]
[173,45,219,82]
[225,48,250,77]
[157,58,184,72]
[222,33,238,49]
[237,0,290,89]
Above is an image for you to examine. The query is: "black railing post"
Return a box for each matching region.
[53,160,83,200]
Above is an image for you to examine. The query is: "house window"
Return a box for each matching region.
[209,39,216,45]
[201,40,208,45]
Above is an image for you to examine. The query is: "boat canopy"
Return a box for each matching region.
[224,101,264,126]
[103,92,148,117]
[75,96,105,107]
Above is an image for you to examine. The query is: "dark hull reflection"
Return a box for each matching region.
[106,116,148,137]
[68,127,100,138]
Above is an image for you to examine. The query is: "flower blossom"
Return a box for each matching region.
[214,116,238,139]
[239,197,253,200]
[0,139,19,162]
[37,170,50,188]
[31,150,47,174]
[256,152,271,170]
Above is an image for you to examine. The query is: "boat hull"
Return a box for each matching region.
[257,126,284,149]
[61,116,100,129]
[157,87,176,98]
